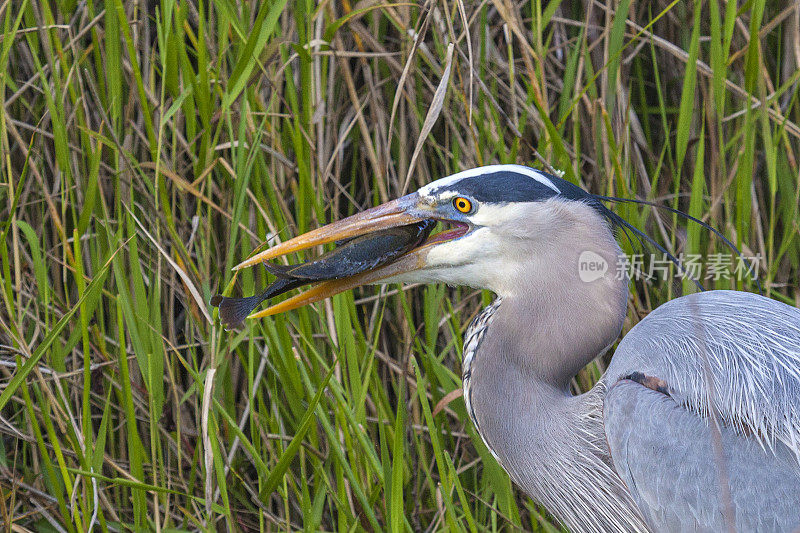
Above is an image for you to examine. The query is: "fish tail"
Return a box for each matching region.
[211,278,305,329]
[211,294,264,329]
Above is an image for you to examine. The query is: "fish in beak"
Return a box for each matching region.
[211,193,471,328]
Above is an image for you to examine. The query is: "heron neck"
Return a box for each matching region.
[488,237,629,391]
[464,248,639,530]
[465,235,629,456]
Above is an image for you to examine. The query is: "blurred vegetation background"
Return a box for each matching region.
[1,0,798,530]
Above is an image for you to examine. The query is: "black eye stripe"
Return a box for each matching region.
[432,171,592,204]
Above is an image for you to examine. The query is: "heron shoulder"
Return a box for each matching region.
[606,289,800,458]
[604,378,800,531]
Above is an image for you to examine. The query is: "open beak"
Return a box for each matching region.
[225,193,468,322]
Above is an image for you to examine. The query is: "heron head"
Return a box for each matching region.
[233,165,619,320]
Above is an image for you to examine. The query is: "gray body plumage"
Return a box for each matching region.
[604,291,800,531]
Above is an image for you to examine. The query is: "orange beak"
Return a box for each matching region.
[235,194,435,319]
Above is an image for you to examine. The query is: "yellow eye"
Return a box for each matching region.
[453,197,473,213]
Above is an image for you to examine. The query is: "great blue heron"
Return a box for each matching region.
[215,165,800,532]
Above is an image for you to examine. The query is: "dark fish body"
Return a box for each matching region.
[212,221,434,329]
[266,221,434,281]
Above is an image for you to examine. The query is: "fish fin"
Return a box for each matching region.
[262,262,298,279]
